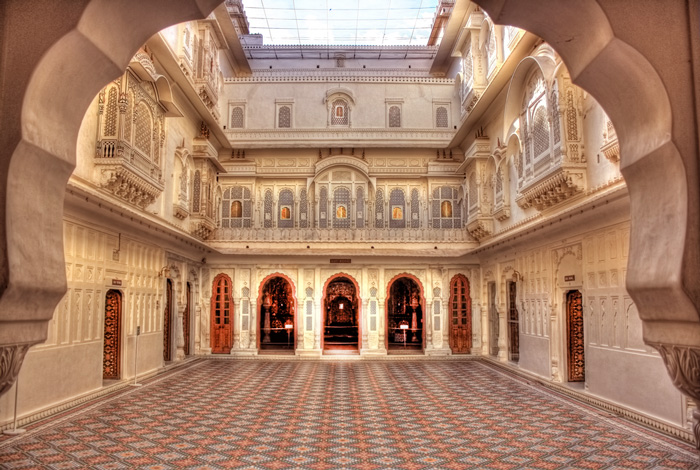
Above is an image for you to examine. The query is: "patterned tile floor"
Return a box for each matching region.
[0,359,697,469]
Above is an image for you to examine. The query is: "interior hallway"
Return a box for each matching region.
[0,359,695,469]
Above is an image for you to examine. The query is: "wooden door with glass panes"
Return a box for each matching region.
[449,274,472,354]
[211,274,233,354]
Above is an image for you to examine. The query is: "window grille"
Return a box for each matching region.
[533,106,550,157]
[231,107,244,128]
[263,189,273,228]
[375,189,384,228]
[192,170,201,212]
[389,106,401,128]
[104,87,118,137]
[299,188,309,228]
[319,187,328,228]
[134,103,152,158]
[331,99,349,125]
[278,105,291,128]
[356,186,365,229]
[333,187,350,229]
[436,106,448,128]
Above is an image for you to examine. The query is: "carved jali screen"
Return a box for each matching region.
[566,290,585,382]
[103,290,121,380]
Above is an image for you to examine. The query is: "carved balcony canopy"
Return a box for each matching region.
[515,166,586,211]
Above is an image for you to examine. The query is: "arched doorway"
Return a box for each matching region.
[323,275,360,352]
[386,275,424,352]
[449,274,472,354]
[566,290,585,382]
[103,290,122,380]
[211,274,233,354]
[183,282,191,356]
[259,275,296,351]
[163,279,173,362]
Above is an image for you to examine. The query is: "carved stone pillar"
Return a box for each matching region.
[0,345,31,397]
[175,302,185,361]
[652,344,700,451]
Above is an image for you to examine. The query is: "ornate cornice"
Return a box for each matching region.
[516,166,587,211]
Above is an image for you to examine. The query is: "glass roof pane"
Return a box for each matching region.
[242,0,439,46]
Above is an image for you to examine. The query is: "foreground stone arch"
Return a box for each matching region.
[0,0,221,395]
[473,0,700,449]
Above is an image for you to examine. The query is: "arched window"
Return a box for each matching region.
[231,106,244,128]
[389,188,405,229]
[389,106,401,128]
[231,201,242,218]
[436,107,448,128]
[331,99,349,125]
[278,106,291,128]
[278,188,294,228]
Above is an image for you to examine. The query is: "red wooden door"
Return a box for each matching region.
[449,275,472,354]
[508,281,520,362]
[183,283,191,356]
[103,290,122,379]
[163,279,172,361]
[211,274,233,354]
[567,290,585,382]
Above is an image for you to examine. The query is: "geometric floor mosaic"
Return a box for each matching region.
[1,359,697,469]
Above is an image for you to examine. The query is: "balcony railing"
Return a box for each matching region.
[211,227,470,243]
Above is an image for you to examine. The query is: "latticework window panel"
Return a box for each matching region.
[410,189,420,228]
[375,189,384,228]
[299,188,309,228]
[104,87,118,137]
[319,187,328,228]
[192,170,201,213]
[134,102,152,158]
[231,106,244,128]
[532,106,550,157]
[356,186,365,229]
[388,106,401,128]
[278,105,291,128]
[436,106,448,128]
[263,189,273,228]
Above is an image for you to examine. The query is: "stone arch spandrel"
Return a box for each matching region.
[0,0,221,396]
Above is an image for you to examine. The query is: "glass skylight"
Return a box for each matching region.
[241,0,440,46]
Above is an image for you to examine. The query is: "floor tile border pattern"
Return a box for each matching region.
[0,359,697,469]
[478,361,698,461]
